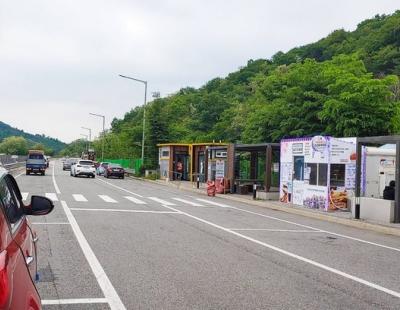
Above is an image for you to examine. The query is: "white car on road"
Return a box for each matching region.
[70,159,96,178]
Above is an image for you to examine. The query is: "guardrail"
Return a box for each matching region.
[1,161,26,175]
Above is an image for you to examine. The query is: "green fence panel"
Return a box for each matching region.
[103,158,143,172]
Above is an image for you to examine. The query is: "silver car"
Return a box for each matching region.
[63,158,77,170]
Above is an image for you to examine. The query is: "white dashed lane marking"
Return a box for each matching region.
[73,194,88,202]
[148,197,176,206]
[172,197,204,207]
[45,193,58,201]
[98,195,117,203]
[124,196,147,204]
[196,198,230,207]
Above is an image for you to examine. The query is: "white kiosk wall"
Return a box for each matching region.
[279,136,356,211]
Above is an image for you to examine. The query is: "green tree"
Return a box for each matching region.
[59,139,87,157]
[0,136,28,155]
[63,11,400,167]
[319,56,399,136]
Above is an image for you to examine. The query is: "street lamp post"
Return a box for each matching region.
[90,113,105,161]
[119,74,147,165]
[80,134,88,152]
[81,127,92,150]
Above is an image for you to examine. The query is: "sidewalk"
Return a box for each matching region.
[134,177,400,237]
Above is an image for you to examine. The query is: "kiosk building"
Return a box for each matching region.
[279,136,356,211]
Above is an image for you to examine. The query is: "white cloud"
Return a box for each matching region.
[0,0,398,142]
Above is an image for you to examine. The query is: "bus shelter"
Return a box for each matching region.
[158,143,227,181]
[226,143,280,196]
[355,136,400,223]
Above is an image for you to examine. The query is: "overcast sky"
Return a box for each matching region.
[0,1,399,143]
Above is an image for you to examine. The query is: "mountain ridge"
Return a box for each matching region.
[0,121,66,153]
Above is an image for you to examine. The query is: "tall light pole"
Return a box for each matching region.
[90,113,105,161]
[81,127,92,150]
[80,134,88,152]
[119,74,147,164]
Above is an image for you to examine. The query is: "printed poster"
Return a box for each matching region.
[292,181,305,206]
[279,162,293,203]
[302,186,328,210]
[345,164,356,190]
[215,160,225,178]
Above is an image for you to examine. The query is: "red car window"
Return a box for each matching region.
[0,179,23,229]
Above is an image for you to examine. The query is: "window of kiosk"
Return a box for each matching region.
[306,163,327,186]
[318,163,328,186]
[307,163,317,185]
[330,164,345,187]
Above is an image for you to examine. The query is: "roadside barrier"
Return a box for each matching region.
[207,181,216,197]
[1,161,26,176]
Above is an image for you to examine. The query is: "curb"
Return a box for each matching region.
[130,177,400,237]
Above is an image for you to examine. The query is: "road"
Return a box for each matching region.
[14,161,400,309]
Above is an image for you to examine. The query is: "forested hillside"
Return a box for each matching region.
[0,121,66,153]
[87,11,400,168]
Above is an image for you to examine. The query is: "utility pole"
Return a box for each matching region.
[119,74,147,165]
[90,113,105,161]
[81,127,92,150]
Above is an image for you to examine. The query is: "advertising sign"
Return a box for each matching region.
[330,139,356,164]
[345,164,356,189]
[215,160,225,178]
[279,162,293,203]
[311,136,328,153]
[280,141,292,162]
[292,181,305,206]
[329,188,348,210]
[292,143,304,155]
[302,186,328,210]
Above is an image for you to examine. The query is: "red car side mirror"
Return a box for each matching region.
[25,196,54,216]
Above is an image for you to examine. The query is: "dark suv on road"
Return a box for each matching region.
[0,168,54,309]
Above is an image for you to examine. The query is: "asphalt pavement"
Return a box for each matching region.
[14,161,400,309]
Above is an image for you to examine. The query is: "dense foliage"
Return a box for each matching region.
[80,11,400,168]
[0,136,56,155]
[58,139,88,157]
[0,121,66,153]
[0,136,29,155]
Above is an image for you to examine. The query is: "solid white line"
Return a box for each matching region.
[212,202,400,253]
[32,222,70,225]
[229,229,323,233]
[21,192,29,201]
[96,178,143,197]
[41,298,108,305]
[124,196,147,204]
[172,197,204,207]
[61,201,126,310]
[73,194,88,202]
[70,208,180,214]
[98,195,117,203]
[45,193,58,201]
[14,172,24,178]
[148,197,176,206]
[159,204,400,299]
[52,162,61,194]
